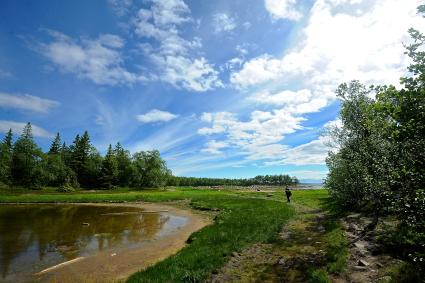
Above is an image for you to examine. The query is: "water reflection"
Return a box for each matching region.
[0,204,183,281]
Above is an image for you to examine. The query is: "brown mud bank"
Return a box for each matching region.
[36,202,211,283]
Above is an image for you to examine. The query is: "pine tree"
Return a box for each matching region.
[0,129,13,184]
[100,144,118,188]
[114,142,132,186]
[48,133,61,155]
[11,123,44,187]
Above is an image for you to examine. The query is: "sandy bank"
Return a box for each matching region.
[36,202,211,283]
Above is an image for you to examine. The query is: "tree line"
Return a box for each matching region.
[0,125,299,190]
[0,125,171,189]
[167,174,299,187]
[325,19,424,274]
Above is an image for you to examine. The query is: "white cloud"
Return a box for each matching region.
[134,0,222,92]
[198,111,304,160]
[108,0,132,16]
[224,0,424,166]
[38,30,142,85]
[233,0,424,91]
[136,109,179,123]
[201,140,228,154]
[0,92,60,113]
[265,135,331,166]
[213,13,237,33]
[0,120,53,138]
[264,0,303,21]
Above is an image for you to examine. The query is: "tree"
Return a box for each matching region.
[48,133,61,155]
[11,123,45,187]
[114,142,133,186]
[131,150,170,188]
[0,129,13,184]
[99,144,118,188]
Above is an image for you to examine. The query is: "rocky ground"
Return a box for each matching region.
[209,204,403,283]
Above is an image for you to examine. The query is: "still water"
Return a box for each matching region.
[0,204,187,282]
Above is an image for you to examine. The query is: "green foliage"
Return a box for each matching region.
[0,127,171,190]
[168,174,299,187]
[308,268,331,283]
[131,150,170,188]
[325,23,425,276]
[11,123,45,188]
[100,144,119,188]
[0,129,13,184]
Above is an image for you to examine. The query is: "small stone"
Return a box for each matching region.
[232,252,239,257]
[111,253,116,257]
[82,222,90,226]
[376,262,384,268]
[353,266,368,271]
[358,259,369,266]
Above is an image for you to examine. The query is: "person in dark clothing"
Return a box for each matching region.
[285,187,292,202]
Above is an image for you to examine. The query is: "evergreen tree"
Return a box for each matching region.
[0,129,13,184]
[48,133,61,155]
[11,123,44,187]
[114,142,133,186]
[100,144,118,188]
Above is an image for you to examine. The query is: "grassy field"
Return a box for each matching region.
[0,187,341,282]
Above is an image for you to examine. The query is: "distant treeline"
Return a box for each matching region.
[0,124,171,189]
[167,175,299,187]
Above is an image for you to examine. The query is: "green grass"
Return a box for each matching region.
[0,187,335,282]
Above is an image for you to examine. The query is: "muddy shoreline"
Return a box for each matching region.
[24,202,211,283]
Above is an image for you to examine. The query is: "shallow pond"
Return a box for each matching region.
[0,204,188,282]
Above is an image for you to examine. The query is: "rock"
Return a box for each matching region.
[353,266,368,271]
[358,259,369,266]
[231,252,239,257]
[354,242,366,250]
[376,262,384,268]
[110,253,116,257]
[347,213,361,219]
[82,222,90,226]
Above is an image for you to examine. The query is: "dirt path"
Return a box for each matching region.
[36,202,211,283]
[209,201,403,283]
[209,204,329,283]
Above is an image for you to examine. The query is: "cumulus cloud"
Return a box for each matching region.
[213,13,237,33]
[219,0,425,166]
[0,120,53,138]
[198,111,303,160]
[0,92,60,113]
[37,30,142,85]
[264,0,303,21]
[233,0,424,90]
[134,0,222,92]
[136,109,179,123]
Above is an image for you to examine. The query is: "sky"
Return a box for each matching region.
[0,0,424,182]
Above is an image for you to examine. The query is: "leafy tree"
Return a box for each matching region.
[131,150,170,188]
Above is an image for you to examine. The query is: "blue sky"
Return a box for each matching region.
[0,0,423,182]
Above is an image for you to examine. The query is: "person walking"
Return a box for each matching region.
[285,186,292,202]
